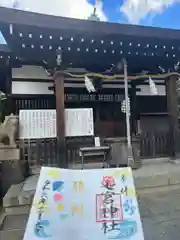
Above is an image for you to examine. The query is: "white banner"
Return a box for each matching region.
[19,108,94,139]
[23,167,144,240]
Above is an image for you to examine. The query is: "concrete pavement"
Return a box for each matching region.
[140,185,180,239]
[1,158,180,239]
[0,186,180,240]
[1,185,180,239]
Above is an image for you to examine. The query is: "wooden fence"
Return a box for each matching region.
[140,131,170,158]
[11,96,171,166]
[19,131,171,171]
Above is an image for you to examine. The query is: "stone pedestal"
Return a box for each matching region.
[0,148,24,197]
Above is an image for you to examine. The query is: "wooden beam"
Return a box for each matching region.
[165,75,180,159]
[130,81,137,135]
[54,71,66,168]
[5,59,12,117]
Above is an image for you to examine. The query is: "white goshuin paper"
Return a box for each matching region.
[23,167,144,240]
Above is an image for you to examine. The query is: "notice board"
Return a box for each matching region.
[19,108,94,139]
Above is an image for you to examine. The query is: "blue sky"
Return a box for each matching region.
[1,0,180,44]
[101,0,180,29]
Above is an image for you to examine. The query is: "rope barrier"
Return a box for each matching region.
[64,71,180,80]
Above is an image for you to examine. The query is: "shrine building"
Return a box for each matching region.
[0,6,179,164]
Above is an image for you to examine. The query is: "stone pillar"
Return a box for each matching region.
[0,148,23,197]
[165,74,180,159]
[54,71,67,168]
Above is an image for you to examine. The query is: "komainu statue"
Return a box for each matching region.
[0,114,18,148]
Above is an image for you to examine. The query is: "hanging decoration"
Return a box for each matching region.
[148,76,158,95]
[84,76,96,93]
[64,71,180,81]
[121,97,131,116]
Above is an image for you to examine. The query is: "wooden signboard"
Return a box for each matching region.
[65,93,123,102]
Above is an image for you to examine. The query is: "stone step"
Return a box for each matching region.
[0,229,24,240]
[4,205,30,215]
[0,213,28,231]
[0,213,28,240]
[3,182,35,209]
[3,158,180,211]
[3,183,24,208]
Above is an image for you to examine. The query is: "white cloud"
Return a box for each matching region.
[120,0,177,24]
[0,0,107,21]
[0,0,107,43]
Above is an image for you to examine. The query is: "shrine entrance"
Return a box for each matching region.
[0,7,180,169]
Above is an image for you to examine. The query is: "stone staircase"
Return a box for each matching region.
[0,178,36,240]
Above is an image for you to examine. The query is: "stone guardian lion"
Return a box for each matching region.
[0,114,18,147]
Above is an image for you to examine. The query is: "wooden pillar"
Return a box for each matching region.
[5,59,12,117]
[165,74,180,158]
[131,81,137,136]
[54,71,67,168]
